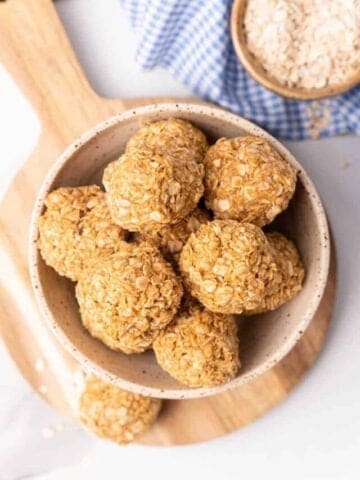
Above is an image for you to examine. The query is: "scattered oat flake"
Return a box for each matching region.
[81,456,91,468]
[307,103,332,139]
[339,161,350,169]
[35,358,46,372]
[55,423,65,432]
[39,384,48,395]
[41,427,54,439]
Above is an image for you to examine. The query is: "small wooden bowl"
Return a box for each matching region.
[29,103,330,399]
[231,0,360,100]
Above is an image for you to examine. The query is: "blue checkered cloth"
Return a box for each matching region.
[120,0,360,140]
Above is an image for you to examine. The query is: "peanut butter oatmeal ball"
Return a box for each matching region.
[153,302,240,388]
[37,186,126,281]
[204,136,296,226]
[79,375,161,445]
[103,149,204,232]
[75,241,183,354]
[245,232,305,315]
[126,118,208,164]
[179,220,277,314]
[135,208,210,263]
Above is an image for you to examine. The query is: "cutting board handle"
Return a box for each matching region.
[0,0,102,135]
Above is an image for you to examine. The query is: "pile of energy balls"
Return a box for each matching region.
[37,118,305,444]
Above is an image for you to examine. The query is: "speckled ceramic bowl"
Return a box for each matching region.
[29,103,330,399]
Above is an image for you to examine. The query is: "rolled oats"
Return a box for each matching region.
[307,103,332,139]
[244,0,360,89]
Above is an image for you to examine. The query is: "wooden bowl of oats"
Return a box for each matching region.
[231,0,360,100]
[29,103,330,399]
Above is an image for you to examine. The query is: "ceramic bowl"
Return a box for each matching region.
[29,103,330,399]
[231,0,360,100]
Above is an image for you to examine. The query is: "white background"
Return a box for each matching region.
[0,0,359,479]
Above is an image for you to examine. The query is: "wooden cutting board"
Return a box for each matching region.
[0,0,336,445]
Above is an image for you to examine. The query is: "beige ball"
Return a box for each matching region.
[245,232,305,315]
[126,118,208,164]
[79,375,161,444]
[103,118,207,232]
[135,207,210,263]
[76,242,183,354]
[37,186,126,281]
[179,220,278,314]
[204,136,296,226]
[103,150,204,232]
[153,302,240,388]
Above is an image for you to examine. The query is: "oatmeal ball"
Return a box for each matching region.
[135,208,210,263]
[204,136,296,226]
[126,118,208,164]
[37,186,126,281]
[79,375,161,444]
[245,232,305,315]
[179,220,277,314]
[153,303,240,388]
[75,241,183,354]
[103,150,204,232]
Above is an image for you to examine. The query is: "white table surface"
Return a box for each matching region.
[0,1,359,479]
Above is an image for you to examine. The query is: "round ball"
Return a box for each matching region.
[153,303,240,388]
[245,232,305,315]
[75,242,183,354]
[37,186,126,281]
[179,220,278,314]
[103,150,204,232]
[135,208,210,263]
[79,375,161,444]
[204,136,296,226]
[126,118,208,164]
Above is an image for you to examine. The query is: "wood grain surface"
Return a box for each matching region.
[0,0,335,445]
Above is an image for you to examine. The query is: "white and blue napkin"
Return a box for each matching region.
[120,0,360,140]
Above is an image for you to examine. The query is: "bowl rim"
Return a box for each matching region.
[29,102,330,399]
[231,0,360,100]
